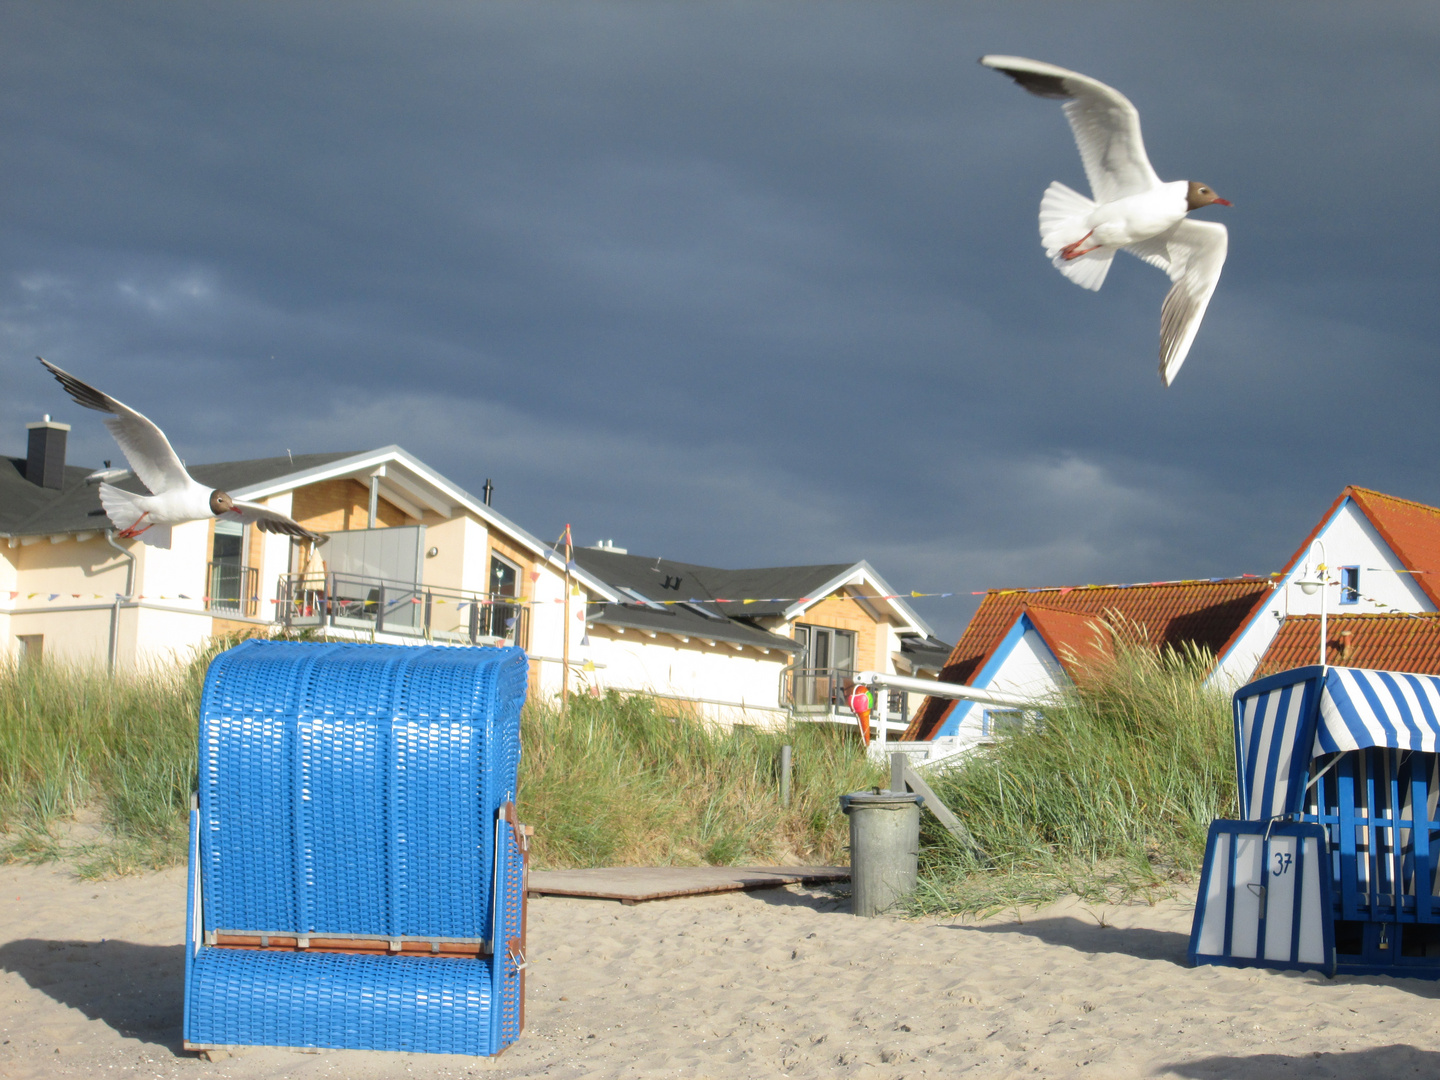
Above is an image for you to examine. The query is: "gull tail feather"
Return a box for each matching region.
[1039,181,1113,292]
[98,483,171,549]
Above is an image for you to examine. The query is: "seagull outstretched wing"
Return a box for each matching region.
[981,55,1162,203]
[39,357,193,496]
[229,500,326,543]
[1125,219,1228,385]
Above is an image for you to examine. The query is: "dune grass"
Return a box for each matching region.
[2,631,1235,908]
[521,690,880,868]
[910,634,1238,916]
[0,647,879,876]
[0,648,212,876]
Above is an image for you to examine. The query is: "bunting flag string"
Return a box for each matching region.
[7,568,1428,610]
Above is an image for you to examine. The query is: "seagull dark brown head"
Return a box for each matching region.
[1186,181,1232,210]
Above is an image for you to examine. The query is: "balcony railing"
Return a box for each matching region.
[779,665,909,726]
[206,561,259,618]
[277,572,530,649]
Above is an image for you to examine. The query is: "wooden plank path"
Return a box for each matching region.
[527,865,849,905]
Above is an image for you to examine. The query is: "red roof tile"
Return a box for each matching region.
[1025,605,1115,677]
[1256,613,1440,677]
[904,577,1274,739]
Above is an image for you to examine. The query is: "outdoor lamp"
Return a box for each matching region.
[1296,540,1329,668]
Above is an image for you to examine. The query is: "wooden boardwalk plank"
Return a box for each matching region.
[527,865,849,904]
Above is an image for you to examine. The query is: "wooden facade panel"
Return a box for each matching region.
[292,479,410,533]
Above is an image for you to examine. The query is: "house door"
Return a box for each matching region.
[208,520,248,615]
[793,624,856,709]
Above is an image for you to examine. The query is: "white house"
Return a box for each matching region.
[3,415,946,727]
[908,485,1440,747]
[570,546,940,728]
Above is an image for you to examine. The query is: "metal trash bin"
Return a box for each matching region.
[841,791,920,917]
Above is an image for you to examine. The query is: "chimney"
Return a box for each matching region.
[25,414,70,490]
[482,478,493,506]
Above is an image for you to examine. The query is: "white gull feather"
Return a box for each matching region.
[981,55,1230,386]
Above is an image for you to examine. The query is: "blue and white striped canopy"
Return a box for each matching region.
[1234,665,1440,820]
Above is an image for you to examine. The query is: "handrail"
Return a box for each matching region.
[277,571,529,648]
[854,670,1036,708]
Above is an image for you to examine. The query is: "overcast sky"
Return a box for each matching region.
[3,3,1436,640]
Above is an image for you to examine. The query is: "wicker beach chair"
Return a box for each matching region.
[1191,664,1440,979]
[183,640,529,1056]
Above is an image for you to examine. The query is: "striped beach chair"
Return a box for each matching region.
[183,640,530,1056]
[1191,664,1440,978]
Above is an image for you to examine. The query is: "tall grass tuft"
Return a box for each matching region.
[0,648,214,875]
[2,648,881,875]
[913,631,1237,916]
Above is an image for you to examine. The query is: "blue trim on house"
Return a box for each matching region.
[936,613,1059,737]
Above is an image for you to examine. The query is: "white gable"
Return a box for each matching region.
[1211,498,1434,689]
[939,620,1067,738]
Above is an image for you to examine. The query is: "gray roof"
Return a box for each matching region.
[570,548,900,653]
[1,452,355,536]
[570,548,852,617]
[900,634,954,673]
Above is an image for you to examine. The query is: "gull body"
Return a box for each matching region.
[39,358,324,549]
[981,55,1231,385]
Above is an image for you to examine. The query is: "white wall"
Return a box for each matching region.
[1211,499,1433,689]
[524,562,582,705]
[939,623,1067,739]
[581,627,790,726]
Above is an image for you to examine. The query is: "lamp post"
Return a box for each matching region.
[1293,539,1329,670]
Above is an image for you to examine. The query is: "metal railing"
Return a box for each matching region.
[277,572,530,648]
[779,663,908,725]
[206,561,259,617]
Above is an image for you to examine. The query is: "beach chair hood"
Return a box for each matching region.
[1235,665,1440,821]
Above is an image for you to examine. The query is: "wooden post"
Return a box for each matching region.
[891,752,984,860]
[562,524,572,712]
[779,745,792,807]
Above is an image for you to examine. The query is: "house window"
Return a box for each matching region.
[17,634,43,665]
[208,520,250,615]
[1339,566,1360,605]
[982,709,1024,737]
[482,552,520,638]
[489,552,518,598]
[795,624,856,673]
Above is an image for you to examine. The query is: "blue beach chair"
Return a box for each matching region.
[1191,664,1440,978]
[183,640,530,1056]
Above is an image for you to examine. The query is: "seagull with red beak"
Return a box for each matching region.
[982,56,1232,385]
[39,357,324,549]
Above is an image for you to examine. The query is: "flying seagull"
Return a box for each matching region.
[39,357,325,549]
[981,55,1231,385]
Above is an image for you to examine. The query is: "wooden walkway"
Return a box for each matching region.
[527,865,849,905]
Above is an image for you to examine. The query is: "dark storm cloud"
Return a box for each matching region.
[2,2,1437,639]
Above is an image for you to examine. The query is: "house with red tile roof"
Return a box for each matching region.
[1212,487,1440,686]
[907,486,1440,745]
[904,577,1274,741]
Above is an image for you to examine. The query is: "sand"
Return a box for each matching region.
[4,863,1440,1079]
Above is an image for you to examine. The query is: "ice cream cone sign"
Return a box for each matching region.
[848,682,874,747]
